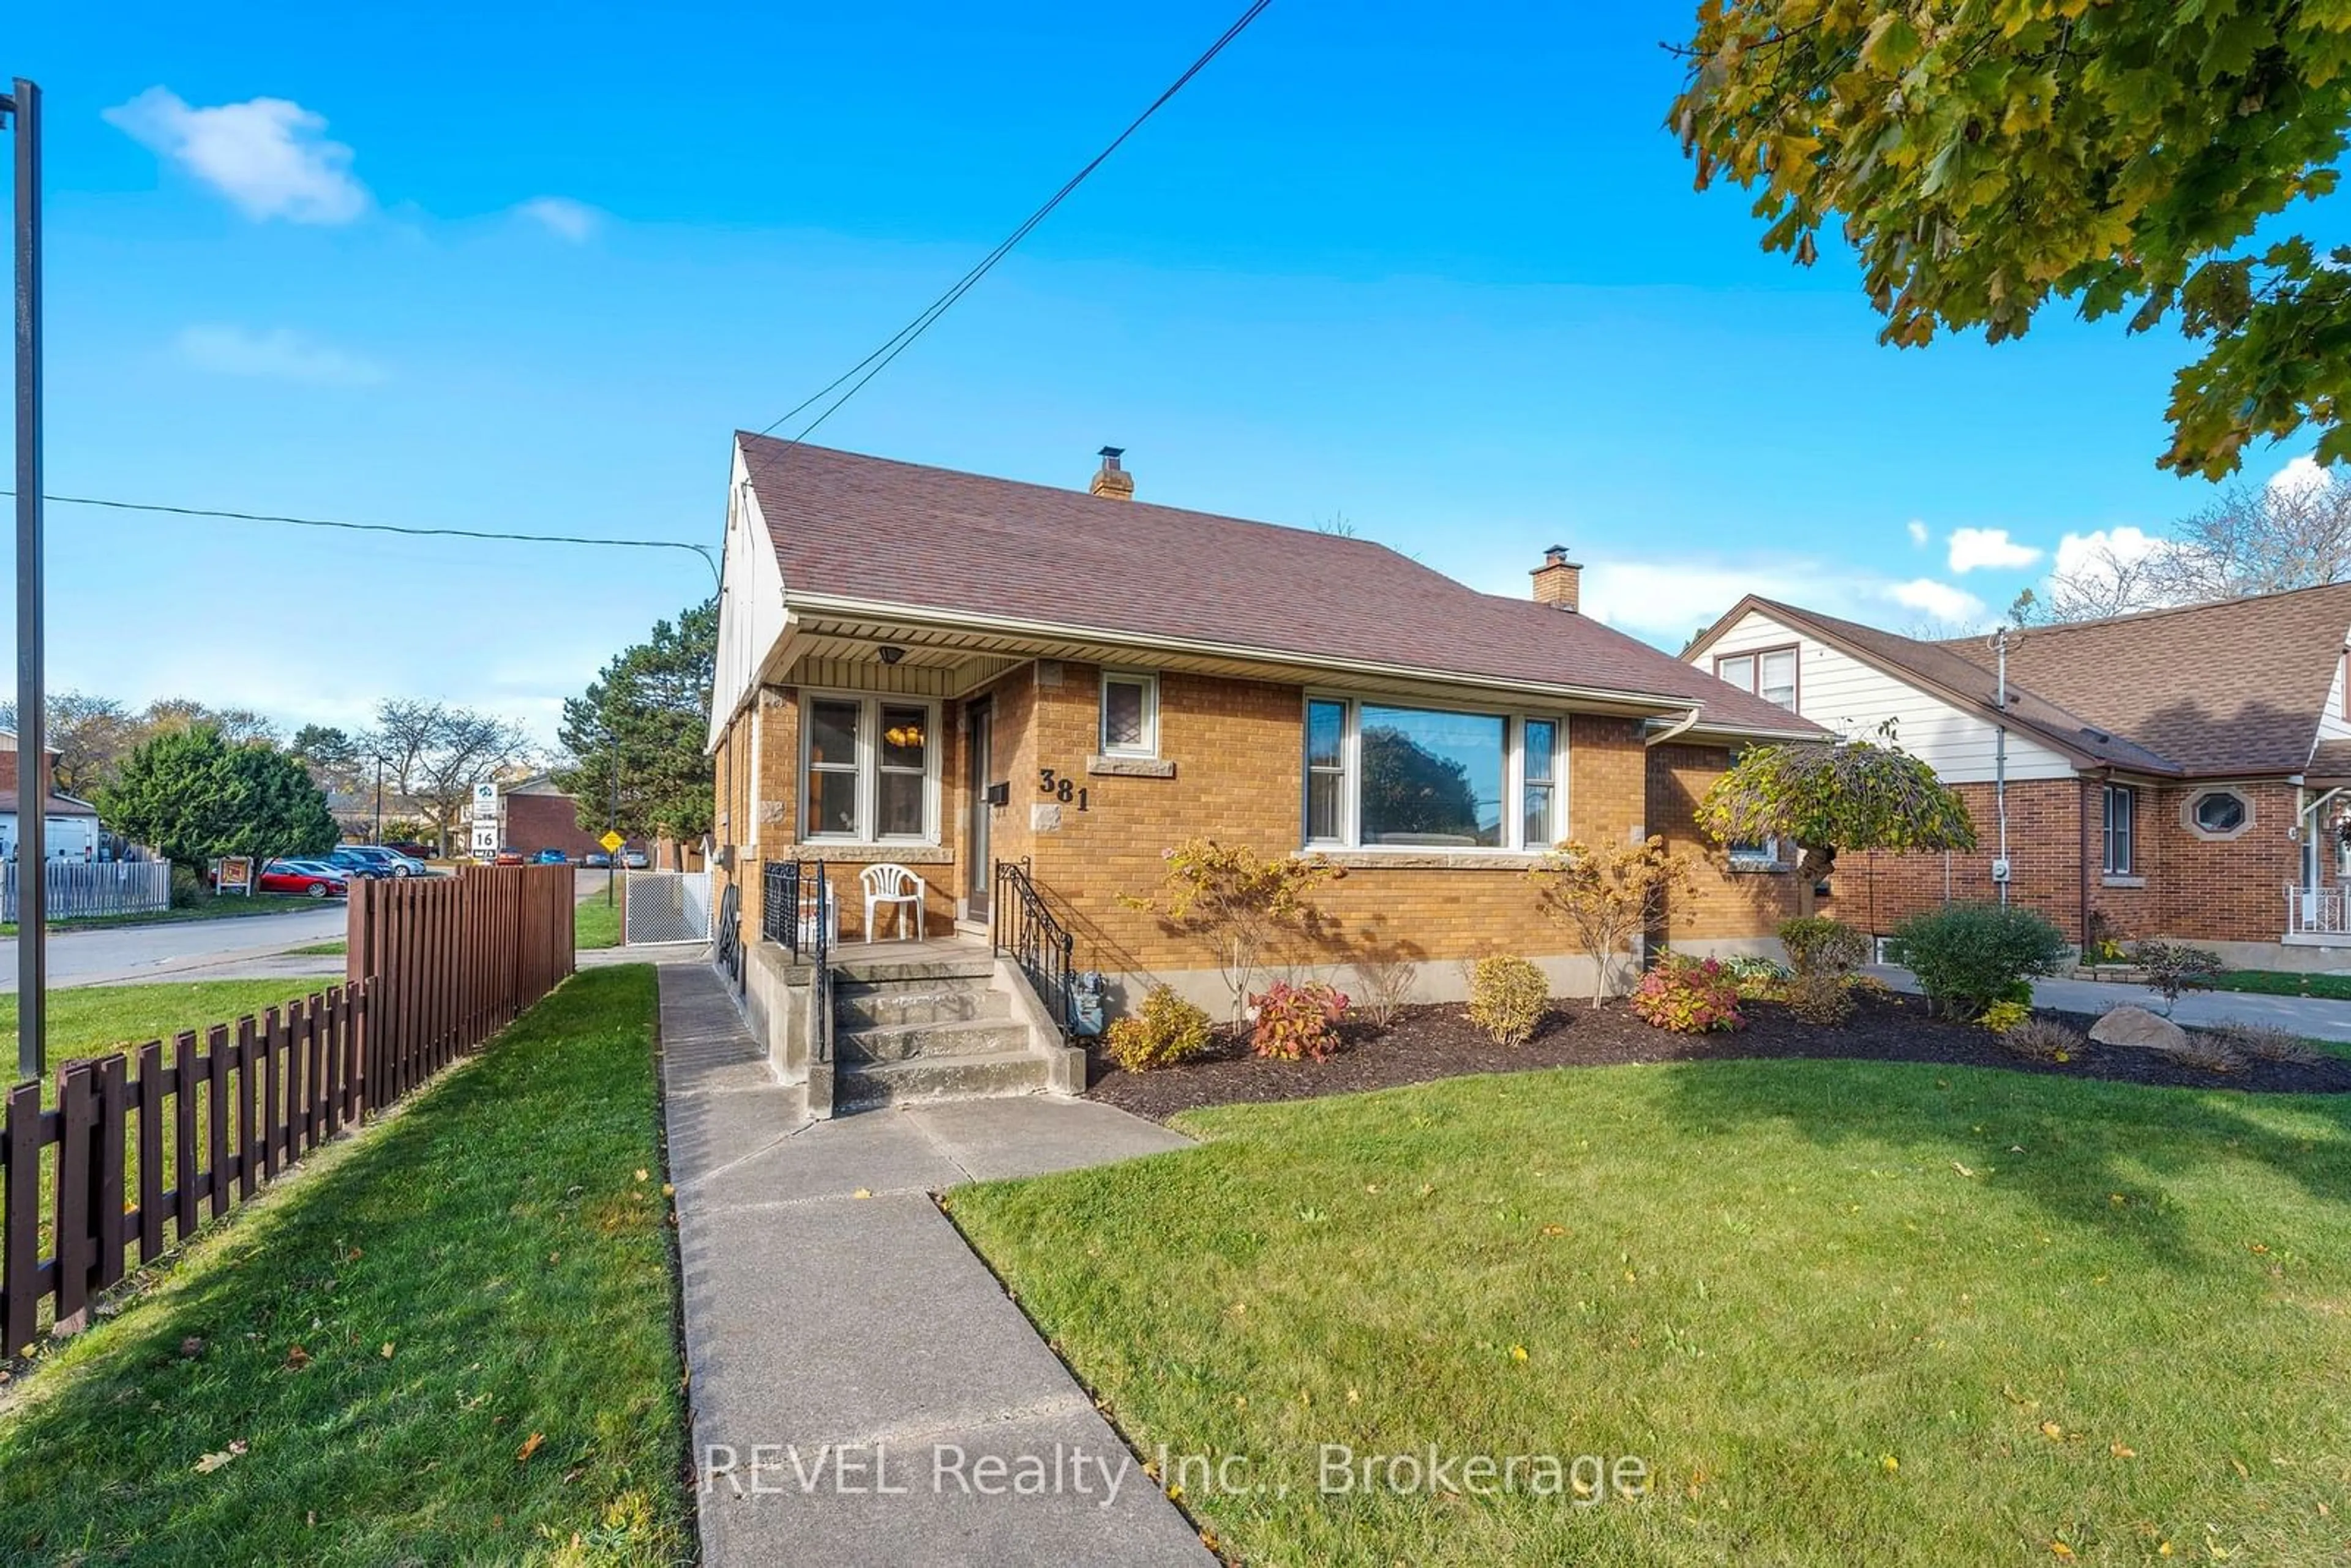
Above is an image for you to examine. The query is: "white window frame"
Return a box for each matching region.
[1300,693,1566,853]
[800,692,941,844]
[1098,670,1160,758]
[2101,782,2135,876]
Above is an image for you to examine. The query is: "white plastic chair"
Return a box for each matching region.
[861,863,926,942]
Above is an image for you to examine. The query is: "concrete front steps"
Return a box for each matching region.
[833,953,1052,1108]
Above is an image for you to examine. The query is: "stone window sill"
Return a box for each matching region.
[1087,754,1176,778]
[1728,861,1790,875]
[1302,848,1549,871]
[2099,874,2147,889]
[777,842,954,866]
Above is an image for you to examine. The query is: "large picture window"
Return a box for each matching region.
[801,694,938,842]
[1303,697,1561,850]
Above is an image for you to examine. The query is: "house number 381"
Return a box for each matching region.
[1037,769,1090,812]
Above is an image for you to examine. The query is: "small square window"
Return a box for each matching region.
[1100,672,1158,757]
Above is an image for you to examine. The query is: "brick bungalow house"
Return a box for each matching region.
[1684,587,2351,969]
[705,438,1818,1109]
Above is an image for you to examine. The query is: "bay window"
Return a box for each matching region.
[1303,697,1562,850]
[802,694,939,842]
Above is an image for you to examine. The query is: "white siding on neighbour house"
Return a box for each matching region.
[708,445,792,751]
[2315,633,2351,743]
[1698,610,2075,783]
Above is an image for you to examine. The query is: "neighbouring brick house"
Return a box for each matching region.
[467,773,647,862]
[705,438,1818,1111]
[1684,587,2351,969]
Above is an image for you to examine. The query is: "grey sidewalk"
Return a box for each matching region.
[656,959,1209,1567]
[1871,966,2351,1042]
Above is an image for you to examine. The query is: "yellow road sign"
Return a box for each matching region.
[599,830,626,853]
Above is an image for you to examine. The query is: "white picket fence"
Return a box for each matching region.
[2,861,174,923]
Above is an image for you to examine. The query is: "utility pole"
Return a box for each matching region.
[607,718,620,910]
[6,78,45,1082]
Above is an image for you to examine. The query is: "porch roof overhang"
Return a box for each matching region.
[759,592,1825,738]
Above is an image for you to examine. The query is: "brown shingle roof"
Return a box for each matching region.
[1739,598,2181,774]
[1932,583,2351,776]
[740,435,1821,736]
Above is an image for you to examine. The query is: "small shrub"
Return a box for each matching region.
[2153,1033,2246,1075]
[1846,972,1893,999]
[1250,980,1349,1062]
[168,864,203,909]
[1631,955,1747,1034]
[1778,915,1870,978]
[1998,1018,2086,1063]
[2202,1021,2321,1066]
[1784,970,1854,1026]
[1467,955,1550,1047]
[1348,953,1418,1030]
[1722,954,1792,999]
[1103,985,1215,1072]
[1978,998,2033,1033]
[1884,902,2069,1019]
[2132,940,2224,1013]
[2081,906,2128,965]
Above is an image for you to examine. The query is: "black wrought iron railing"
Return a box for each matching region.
[761,858,833,968]
[715,880,744,991]
[992,858,1076,1044]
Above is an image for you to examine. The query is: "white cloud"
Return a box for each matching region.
[2052,524,2162,581]
[1578,560,1873,643]
[514,196,601,241]
[1883,577,1986,625]
[1906,519,1929,547]
[1946,526,2043,574]
[2270,453,2333,499]
[103,88,367,223]
[176,324,386,386]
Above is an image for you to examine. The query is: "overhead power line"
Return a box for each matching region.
[0,489,719,582]
[754,0,1275,450]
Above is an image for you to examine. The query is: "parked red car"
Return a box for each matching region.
[258,859,348,899]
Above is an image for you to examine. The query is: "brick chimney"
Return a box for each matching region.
[1531,545,1581,611]
[1089,445,1134,501]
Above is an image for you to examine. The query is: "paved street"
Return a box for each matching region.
[0,907,349,992]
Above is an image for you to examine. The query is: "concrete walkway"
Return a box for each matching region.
[656,960,1209,1567]
[1871,966,2351,1042]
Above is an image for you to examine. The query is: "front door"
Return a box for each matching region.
[966,700,993,922]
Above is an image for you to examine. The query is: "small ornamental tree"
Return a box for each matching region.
[96,724,339,876]
[1697,737,1976,902]
[1528,836,1695,1008]
[1123,840,1339,1027]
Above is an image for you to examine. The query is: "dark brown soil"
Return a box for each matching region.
[1085,992,2351,1121]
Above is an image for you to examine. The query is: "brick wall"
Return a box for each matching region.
[724,661,1793,996]
[1818,775,2311,947]
[1646,741,1801,943]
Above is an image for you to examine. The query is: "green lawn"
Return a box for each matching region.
[576,896,620,951]
[0,966,690,1565]
[2203,969,2351,1002]
[950,1061,2351,1566]
[285,940,348,958]
[4,979,332,1098]
[0,893,324,937]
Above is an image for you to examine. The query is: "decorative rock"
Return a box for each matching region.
[2088,1004,2189,1053]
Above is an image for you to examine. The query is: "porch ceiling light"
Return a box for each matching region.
[878,645,906,666]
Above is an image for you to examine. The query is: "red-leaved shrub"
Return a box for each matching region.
[1629,955,1745,1034]
[1250,980,1350,1062]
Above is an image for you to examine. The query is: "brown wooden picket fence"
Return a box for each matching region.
[0,865,575,1358]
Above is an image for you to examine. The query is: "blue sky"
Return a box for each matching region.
[1,2,2305,746]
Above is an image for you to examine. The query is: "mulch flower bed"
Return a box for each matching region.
[1085,991,2351,1121]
